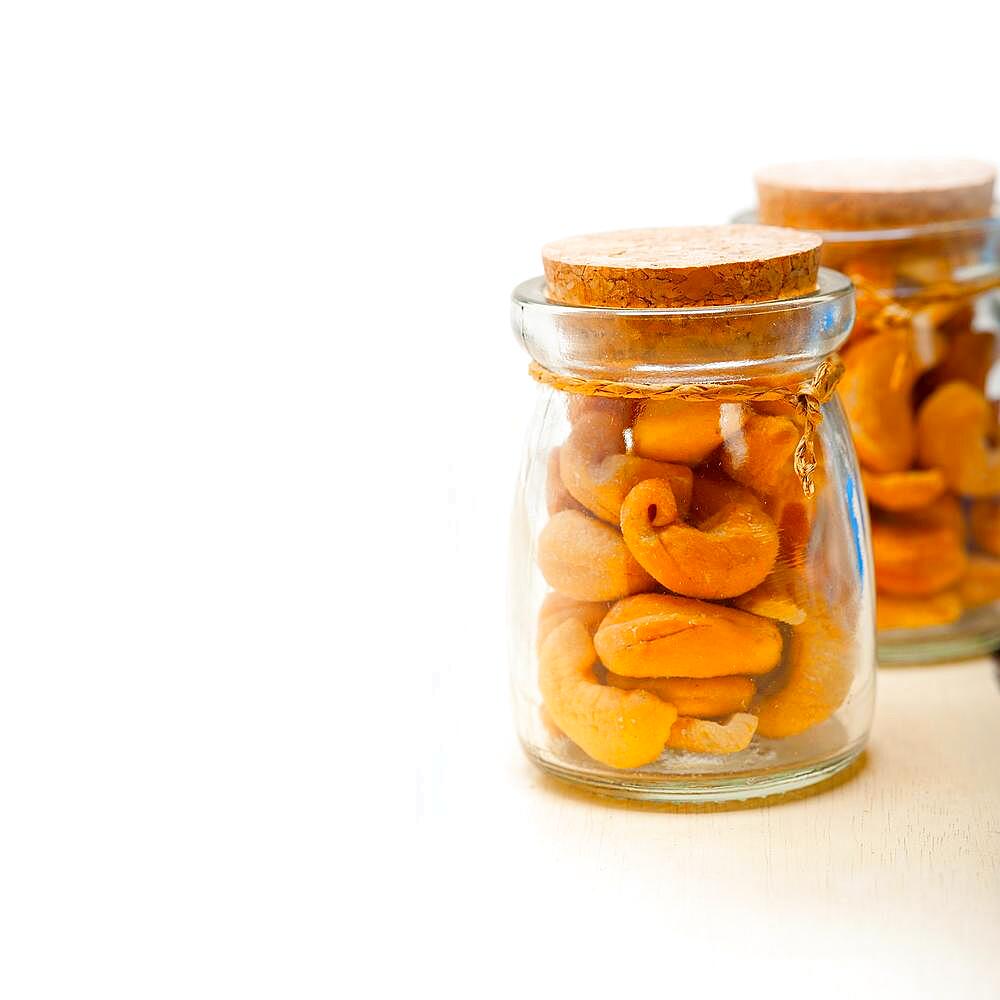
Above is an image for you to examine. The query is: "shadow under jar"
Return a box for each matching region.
[749,159,1000,664]
[508,226,875,803]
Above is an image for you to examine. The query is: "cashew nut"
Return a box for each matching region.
[538,510,653,602]
[839,329,921,473]
[602,671,756,719]
[876,590,963,631]
[718,414,820,565]
[860,467,946,512]
[594,593,783,679]
[917,381,1000,497]
[755,615,852,739]
[632,399,744,465]
[666,713,758,754]
[559,410,693,524]
[539,618,677,769]
[871,511,967,597]
[619,477,778,599]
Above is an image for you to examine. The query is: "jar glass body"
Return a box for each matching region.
[508,272,875,802]
[782,215,1000,664]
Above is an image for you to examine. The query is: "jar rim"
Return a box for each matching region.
[511,268,855,380]
[511,266,853,318]
[734,206,1000,245]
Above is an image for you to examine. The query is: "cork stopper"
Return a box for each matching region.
[542,225,821,308]
[756,159,996,231]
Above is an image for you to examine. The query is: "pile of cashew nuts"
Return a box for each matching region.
[536,394,852,770]
[840,273,1000,632]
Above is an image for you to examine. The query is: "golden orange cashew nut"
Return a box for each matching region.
[718,414,820,565]
[839,329,921,473]
[860,467,946,512]
[917,382,1000,497]
[876,591,963,631]
[538,618,677,769]
[620,477,778,599]
[594,593,783,679]
[755,615,853,739]
[871,514,967,597]
[632,399,744,465]
[537,510,653,602]
[559,411,693,525]
[666,713,758,754]
[602,672,756,719]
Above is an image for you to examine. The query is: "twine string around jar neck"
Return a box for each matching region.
[529,355,844,499]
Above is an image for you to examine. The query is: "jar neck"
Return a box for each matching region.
[737,209,1000,299]
[511,269,854,383]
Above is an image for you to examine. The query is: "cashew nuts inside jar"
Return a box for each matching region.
[508,225,875,803]
[749,159,1000,664]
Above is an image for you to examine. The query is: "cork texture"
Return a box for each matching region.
[756,159,996,231]
[542,225,821,308]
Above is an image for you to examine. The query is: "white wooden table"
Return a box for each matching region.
[420,658,1000,999]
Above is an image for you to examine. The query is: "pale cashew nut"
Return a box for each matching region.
[537,510,653,601]
[666,713,758,754]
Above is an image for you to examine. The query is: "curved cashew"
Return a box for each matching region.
[559,411,693,524]
[917,381,1000,497]
[877,590,963,631]
[537,592,610,649]
[632,400,744,465]
[539,618,677,769]
[839,329,921,473]
[602,671,755,719]
[537,510,653,602]
[620,478,778,599]
[594,593,783,679]
[871,513,967,597]
[959,556,1000,609]
[666,713,758,755]
[755,615,852,739]
[861,467,946,512]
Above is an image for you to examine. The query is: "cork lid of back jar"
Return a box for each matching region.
[755,159,996,231]
[542,225,822,309]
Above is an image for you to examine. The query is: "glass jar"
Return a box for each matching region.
[748,160,1000,664]
[508,227,875,802]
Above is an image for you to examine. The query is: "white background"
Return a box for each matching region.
[0,1,997,996]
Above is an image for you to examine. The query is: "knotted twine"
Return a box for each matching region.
[529,355,844,499]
